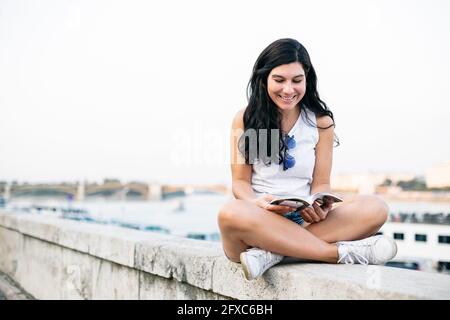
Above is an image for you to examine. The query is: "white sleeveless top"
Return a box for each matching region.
[251,108,319,198]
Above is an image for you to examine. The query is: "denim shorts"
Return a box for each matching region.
[284,210,304,225]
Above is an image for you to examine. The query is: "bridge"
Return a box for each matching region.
[0,182,229,201]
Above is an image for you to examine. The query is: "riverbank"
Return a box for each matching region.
[331,190,450,203]
[379,192,450,203]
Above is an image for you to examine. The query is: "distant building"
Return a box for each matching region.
[331,172,416,194]
[426,162,450,188]
[379,222,450,273]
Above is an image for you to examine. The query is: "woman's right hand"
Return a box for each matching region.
[251,194,294,215]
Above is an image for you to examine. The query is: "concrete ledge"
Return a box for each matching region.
[0,271,34,300]
[1,210,450,299]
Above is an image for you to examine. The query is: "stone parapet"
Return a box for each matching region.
[1,211,449,300]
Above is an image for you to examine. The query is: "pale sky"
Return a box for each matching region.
[1,0,450,185]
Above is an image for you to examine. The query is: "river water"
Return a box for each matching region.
[4,194,450,240]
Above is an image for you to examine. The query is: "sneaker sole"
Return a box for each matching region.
[239,252,252,281]
[374,236,398,264]
[387,236,398,259]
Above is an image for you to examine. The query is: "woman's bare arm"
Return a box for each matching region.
[230,108,257,201]
[310,115,335,195]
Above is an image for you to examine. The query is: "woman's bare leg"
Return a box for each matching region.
[217,199,338,263]
[304,195,389,243]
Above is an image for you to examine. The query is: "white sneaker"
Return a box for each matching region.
[337,235,398,265]
[239,247,283,280]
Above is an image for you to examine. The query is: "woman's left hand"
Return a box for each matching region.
[300,198,333,224]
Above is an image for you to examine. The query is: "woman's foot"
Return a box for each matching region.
[240,247,283,280]
[336,235,398,265]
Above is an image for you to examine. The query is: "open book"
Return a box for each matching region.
[269,192,343,211]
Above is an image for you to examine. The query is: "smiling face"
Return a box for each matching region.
[267,62,306,111]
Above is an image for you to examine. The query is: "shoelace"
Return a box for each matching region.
[247,249,279,269]
[337,244,370,265]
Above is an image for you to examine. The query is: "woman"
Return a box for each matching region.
[217,38,397,281]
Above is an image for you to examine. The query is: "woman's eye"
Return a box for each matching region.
[274,79,302,84]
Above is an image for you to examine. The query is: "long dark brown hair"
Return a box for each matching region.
[239,38,338,166]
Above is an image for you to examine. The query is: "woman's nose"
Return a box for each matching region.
[283,83,294,94]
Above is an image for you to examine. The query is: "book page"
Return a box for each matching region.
[269,197,310,208]
[311,192,343,205]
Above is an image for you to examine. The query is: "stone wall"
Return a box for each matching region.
[1,211,450,300]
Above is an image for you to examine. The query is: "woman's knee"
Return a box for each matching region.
[217,200,256,232]
[360,195,389,227]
